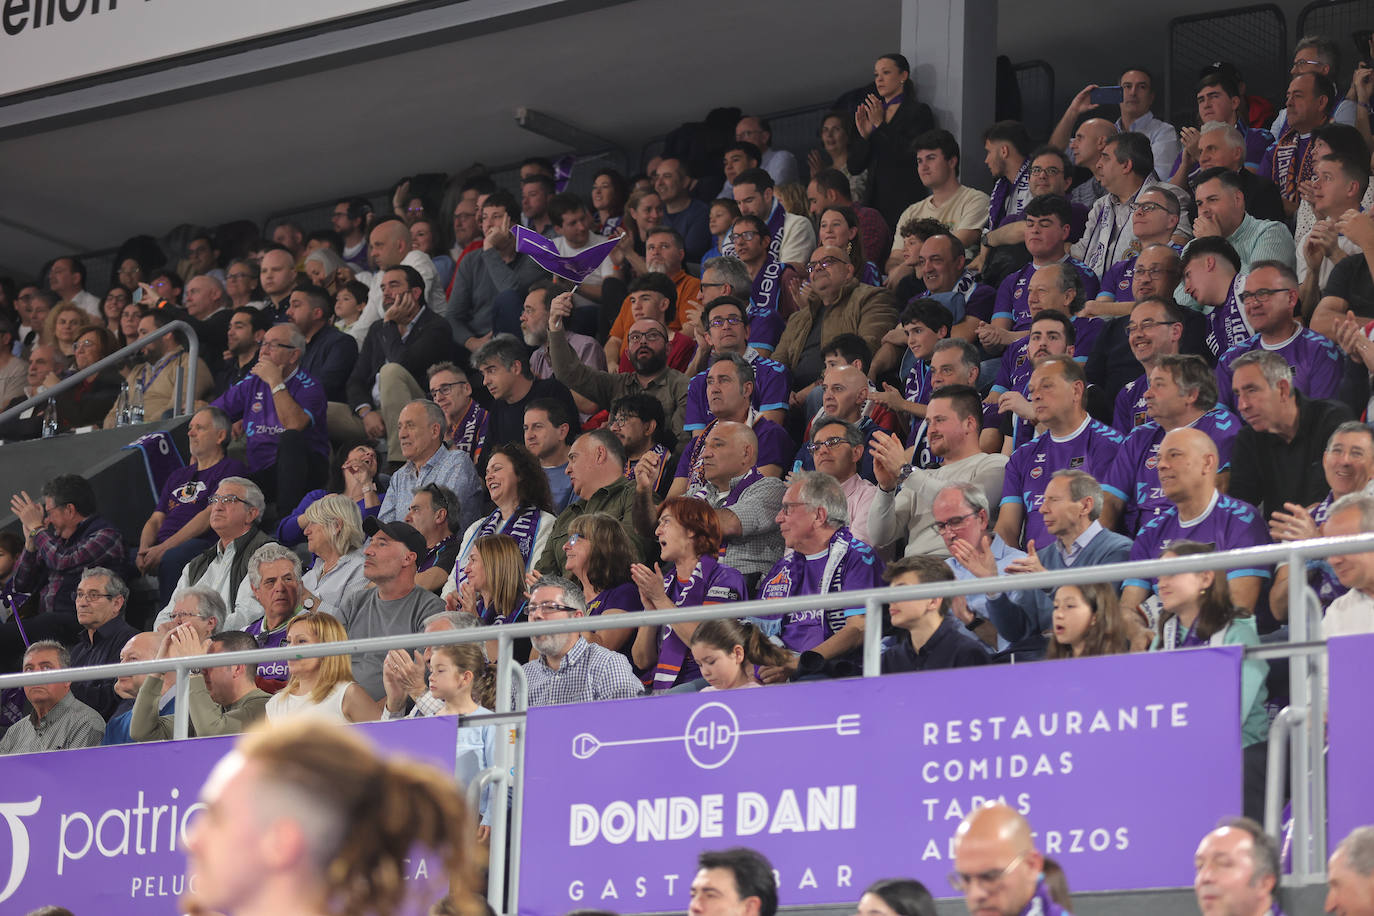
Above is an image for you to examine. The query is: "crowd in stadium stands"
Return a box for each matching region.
[4,38,1374,837]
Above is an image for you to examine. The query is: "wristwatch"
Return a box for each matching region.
[271,383,287,394]
[896,463,915,484]
[301,596,316,611]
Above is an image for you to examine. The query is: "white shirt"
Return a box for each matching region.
[1116,111,1181,182]
[351,249,445,345]
[154,539,264,630]
[1321,586,1374,692]
[70,290,102,318]
[303,550,368,618]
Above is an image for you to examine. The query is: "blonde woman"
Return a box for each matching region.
[300,493,367,616]
[42,301,89,359]
[265,612,377,723]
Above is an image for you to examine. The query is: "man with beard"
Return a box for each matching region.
[610,273,697,373]
[520,278,603,420]
[605,227,702,357]
[212,307,268,397]
[548,291,689,444]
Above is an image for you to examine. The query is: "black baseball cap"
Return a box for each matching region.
[363,516,427,559]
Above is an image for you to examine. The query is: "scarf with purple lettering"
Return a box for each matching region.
[476,505,543,568]
[748,257,786,346]
[1272,126,1319,202]
[716,468,764,557]
[987,158,1032,229]
[653,554,720,691]
[448,401,489,465]
[761,526,857,637]
[1161,614,1224,650]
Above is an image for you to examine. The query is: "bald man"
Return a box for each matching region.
[1121,427,1270,621]
[350,216,445,344]
[951,803,1064,916]
[796,365,885,482]
[103,631,167,745]
[682,420,786,590]
[1064,118,1118,207]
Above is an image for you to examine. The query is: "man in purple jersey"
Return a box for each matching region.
[1181,237,1249,358]
[1121,428,1269,623]
[136,405,248,603]
[1088,187,1182,318]
[1229,349,1353,521]
[1112,297,1185,433]
[682,295,789,432]
[1270,421,1374,620]
[667,353,792,497]
[240,544,307,690]
[1102,354,1241,532]
[990,308,1080,448]
[980,195,1099,350]
[996,356,1123,551]
[212,322,329,513]
[1216,262,1345,407]
[757,471,883,682]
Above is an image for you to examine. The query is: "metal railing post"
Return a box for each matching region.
[1286,548,1312,878]
[172,665,192,740]
[1264,706,1300,841]
[506,663,529,914]
[1304,583,1329,876]
[488,632,516,914]
[863,596,882,677]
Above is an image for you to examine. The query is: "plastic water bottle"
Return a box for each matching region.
[41,398,57,438]
[115,382,130,427]
[129,384,144,424]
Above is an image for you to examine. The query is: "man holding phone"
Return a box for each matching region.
[1051,69,1180,186]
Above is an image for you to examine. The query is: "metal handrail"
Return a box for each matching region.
[0,320,200,428]
[4,531,1371,695]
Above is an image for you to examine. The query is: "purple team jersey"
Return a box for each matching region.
[1101,406,1242,532]
[993,257,1101,331]
[1124,492,1271,592]
[1215,328,1343,408]
[661,561,747,684]
[1099,256,1137,302]
[154,455,249,540]
[1001,416,1125,549]
[758,528,883,652]
[1113,373,1151,434]
[675,417,793,484]
[902,359,935,447]
[244,616,292,687]
[212,370,329,472]
[683,352,791,431]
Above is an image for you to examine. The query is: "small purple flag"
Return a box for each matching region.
[553,153,575,192]
[513,224,620,285]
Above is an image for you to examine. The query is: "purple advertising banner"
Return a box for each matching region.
[520,648,1243,915]
[0,716,458,912]
[1327,632,1374,849]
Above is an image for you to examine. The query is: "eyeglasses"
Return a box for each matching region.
[1134,266,1169,278]
[608,414,638,427]
[75,591,114,601]
[806,257,848,273]
[779,501,813,514]
[73,339,100,351]
[529,601,578,615]
[170,610,210,622]
[733,230,761,242]
[1129,201,1175,215]
[406,206,426,215]
[1237,287,1295,306]
[226,272,254,282]
[208,495,248,506]
[932,512,978,533]
[948,853,1027,893]
[709,315,744,329]
[565,532,584,547]
[627,330,667,344]
[807,436,852,453]
[259,341,297,351]
[1292,58,1325,69]
[700,280,727,290]
[1029,166,1062,177]
[1124,319,1180,334]
[429,381,465,399]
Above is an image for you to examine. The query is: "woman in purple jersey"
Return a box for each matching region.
[183,718,479,916]
[1044,583,1132,659]
[630,498,748,691]
[689,617,791,690]
[564,513,642,657]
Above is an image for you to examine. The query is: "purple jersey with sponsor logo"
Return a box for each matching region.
[1113,373,1151,434]
[1101,406,1242,532]
[1216,328,1343,408]
[758,529,883,652]
[684,352,791,431]
[1124,492,1271,592]
[902,359,935,447]
[1099,256,1137,302]
[212,370,328,472]
[662,561,746,684]
[993,257,1101,331]
[1309,492,1350,606]
[154,455,249,541]
[244,615,293,687]
[1001,417,1124,549]
[675,417,793,484]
